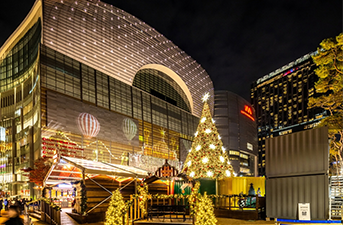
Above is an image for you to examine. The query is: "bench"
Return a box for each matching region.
[148,205,186,221]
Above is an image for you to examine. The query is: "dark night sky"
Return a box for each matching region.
[0,0,341,100]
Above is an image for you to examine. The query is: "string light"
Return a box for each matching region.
[201,117,206,123]
[194,131,198,137]
[196,145,201,151]
[202,157,209,164]
[205,129,211,133]
[209,144,215,149]
[219,156,225,162]
[207,171,213,177]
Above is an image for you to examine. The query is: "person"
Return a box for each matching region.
[257,187,262,197]
[4,199,8,211]
[248,183,256,196]
[5,206,23,225]
[0,198,3,216]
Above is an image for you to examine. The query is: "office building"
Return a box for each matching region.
[214,91,258,176]
[251,53,325,175]
[0,0,214,196]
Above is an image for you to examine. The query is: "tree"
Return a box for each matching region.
[22,157,51,186]
[183,93,234,179]
[105,189,127,225]
[194,192,217,225]
[308,33,343,175]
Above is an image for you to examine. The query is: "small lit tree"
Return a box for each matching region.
[194,192,217,225]
[183,93,234,179]
[105,189,127,225]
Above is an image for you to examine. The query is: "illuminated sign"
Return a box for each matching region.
[241,105,255,121]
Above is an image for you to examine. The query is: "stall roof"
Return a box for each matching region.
[44,156,148,185]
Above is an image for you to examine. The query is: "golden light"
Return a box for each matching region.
[202,157,209,164]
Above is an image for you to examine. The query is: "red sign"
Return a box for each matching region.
[241,105,255,121]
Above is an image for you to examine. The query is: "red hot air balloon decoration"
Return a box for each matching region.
[78,113,100,139]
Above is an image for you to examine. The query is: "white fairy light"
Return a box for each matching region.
[209,144,216,149]
[222,146,226,153]
[194,131,198,137]
[207,171,213,177]
[187,161,191,167]
[189,149,192,153]
[201,117,206,123]
[202,157,209,164]
[205,129,211,134]
[190,172,195,177]
[196,145,201,151]
[218,135,221,140]
[227,161,231,165]
[225,170,231,177]
[220,156,225,163]
[212,118,215,123]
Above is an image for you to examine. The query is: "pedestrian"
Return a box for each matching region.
[5,206,23,225]
[0,198,3,216]
[4,199,8,211]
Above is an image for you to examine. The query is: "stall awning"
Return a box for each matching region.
[44,156,148,185]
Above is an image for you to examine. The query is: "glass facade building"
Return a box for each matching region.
[214,91,258,176]
[250,53,325,176]
[0,0,214,197]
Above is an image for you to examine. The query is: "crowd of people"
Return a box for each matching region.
[0,198,30,213]
[0,198,32,225]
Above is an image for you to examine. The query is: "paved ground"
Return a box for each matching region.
[31,209,273,225]
[217,218,274,225]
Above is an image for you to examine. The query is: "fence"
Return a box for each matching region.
[40,201,61,225]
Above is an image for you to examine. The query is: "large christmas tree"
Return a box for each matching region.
[183,93,234,179]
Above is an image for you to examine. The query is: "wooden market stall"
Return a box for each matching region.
[43,156,148,223]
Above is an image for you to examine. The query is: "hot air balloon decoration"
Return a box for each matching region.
[122,118,137,143]
[78,113,100,139]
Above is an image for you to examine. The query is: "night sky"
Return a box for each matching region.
[0,0,341,100]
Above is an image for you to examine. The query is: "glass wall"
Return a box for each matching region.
[40,45,198,166]
[0,20,41,197]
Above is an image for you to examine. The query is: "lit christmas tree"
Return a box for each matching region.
[195,192,217,225]
[183,93,234,179]
[105,189,127,225]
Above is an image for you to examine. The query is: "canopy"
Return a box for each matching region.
[44,156,148,185]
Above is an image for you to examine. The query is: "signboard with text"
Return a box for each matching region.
[298,203,311,220]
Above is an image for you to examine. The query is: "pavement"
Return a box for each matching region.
[30,209,273,225]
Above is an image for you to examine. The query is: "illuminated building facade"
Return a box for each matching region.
[214,91,258,176]
[251,53,325,176]
[0,0,214,196]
